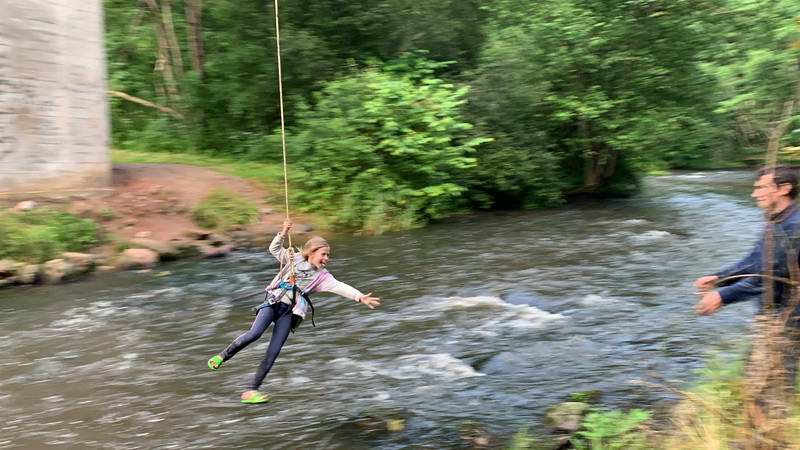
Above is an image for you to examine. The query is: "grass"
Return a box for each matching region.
[0,209,100,263]
[191,188,260,231]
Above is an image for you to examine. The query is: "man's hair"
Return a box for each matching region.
[756,165,799,199]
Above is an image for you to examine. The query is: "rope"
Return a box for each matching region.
[715,273,798,287]
[272,0,296,281]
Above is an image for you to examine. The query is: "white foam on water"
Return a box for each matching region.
[435,296,565,329]
[390,354,484,380]
[50,298,151,333]
[436,295,510,309]
[628,230,673,243]
[288,376,311,386]
[663,173,707,179]
[371,391,391,401]
[621,219,649,226]
[580,294,615,306]
[330,353,483,381]
[329,357,384,379]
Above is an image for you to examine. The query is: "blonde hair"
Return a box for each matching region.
[302,236,330,259]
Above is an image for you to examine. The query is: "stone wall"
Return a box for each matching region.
[0,0,110,196]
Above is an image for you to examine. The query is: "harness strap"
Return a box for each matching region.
[255,282,316,330]
[290,284,316,328]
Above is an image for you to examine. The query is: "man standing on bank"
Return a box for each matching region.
[695,166,800,316]
[694,166,800,384]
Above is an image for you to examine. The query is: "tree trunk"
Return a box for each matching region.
[160,0,183,79]
[580,121,617,190]
[580,120,599,189]
[143,0,179,102]
[185,0,204,80]
[740,56,800,450]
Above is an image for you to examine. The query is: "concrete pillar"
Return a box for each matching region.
[0,0,111,196]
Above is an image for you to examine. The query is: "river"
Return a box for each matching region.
[0,170,763,449]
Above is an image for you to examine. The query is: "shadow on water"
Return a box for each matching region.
[0,170,763,449]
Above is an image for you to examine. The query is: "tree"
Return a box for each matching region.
[470,0,722,198]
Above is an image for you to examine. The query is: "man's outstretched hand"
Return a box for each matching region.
[695,290,723,315]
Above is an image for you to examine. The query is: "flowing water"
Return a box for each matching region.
[0,171,765,449]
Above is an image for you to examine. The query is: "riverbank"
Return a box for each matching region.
[0,150,320,289]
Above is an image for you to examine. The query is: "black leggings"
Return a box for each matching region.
[219,302,294,390]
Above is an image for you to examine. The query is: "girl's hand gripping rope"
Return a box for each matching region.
[281,219,293,236]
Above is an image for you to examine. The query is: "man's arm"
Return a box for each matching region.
[717,276,763,305]
[713,233,764,280]
[695,231,764,315]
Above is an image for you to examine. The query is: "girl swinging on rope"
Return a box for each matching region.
[207,219,380,404]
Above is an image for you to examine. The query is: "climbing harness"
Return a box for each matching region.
[253,279,317,332]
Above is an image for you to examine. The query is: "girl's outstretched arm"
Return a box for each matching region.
[317,275,381,309]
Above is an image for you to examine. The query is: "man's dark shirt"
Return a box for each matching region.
[714,203,800,312]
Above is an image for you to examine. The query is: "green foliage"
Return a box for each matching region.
[114,239,133,253]
[104,0,800,227]
[0,209,99,263]
[570,409,650,450]
[289,56,489,232]
[283,0,487,71]
[98,207,116,221]
[691,354,746,412]
[706,0,800,155]
[505,428,546,450]
[104,0,486,155]
[567,391,602,404]
[190,189,260,231]
[470,0,724,194]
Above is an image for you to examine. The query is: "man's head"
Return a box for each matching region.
[752,165,798,214]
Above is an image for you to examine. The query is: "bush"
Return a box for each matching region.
[0,209,100,263]
[571,409,650,450]
[288,55,490,233]
[190,189,259,231]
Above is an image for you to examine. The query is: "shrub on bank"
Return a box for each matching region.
[0,209,100,263]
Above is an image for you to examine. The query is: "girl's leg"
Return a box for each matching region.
[247,304,294,390]
[219,306,275,362]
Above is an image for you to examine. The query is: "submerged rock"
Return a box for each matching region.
[15,264,40,284]
[62,252,95,273]
[459,421,496,448]
[0,259,20,277]
[14,200,37,211]
[117,248,159,270]
[41,259,77,284]
[130,238,180,260]
[199,243,234,258]
[544,401,590,434]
